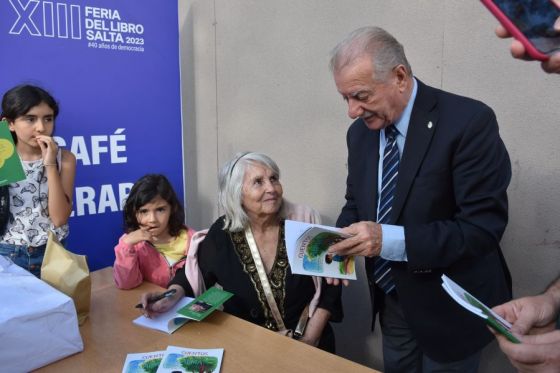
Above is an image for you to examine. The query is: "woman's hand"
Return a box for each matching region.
[123,228,153,246]
[138,285,185,318]
[35,135,58,165]
[298,307,331,348]
[276,329,293,338]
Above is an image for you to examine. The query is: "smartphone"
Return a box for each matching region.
[481,0,560,61]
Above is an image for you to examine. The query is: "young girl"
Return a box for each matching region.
[0,84,76,277]
[113,174,196,289]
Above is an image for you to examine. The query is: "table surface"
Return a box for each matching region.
[36,267,379,373]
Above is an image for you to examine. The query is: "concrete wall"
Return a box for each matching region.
[179,1,560,371]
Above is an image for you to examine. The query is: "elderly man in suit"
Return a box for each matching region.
[328,26,512,372]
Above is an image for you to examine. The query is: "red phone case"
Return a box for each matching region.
[481,0,556,61]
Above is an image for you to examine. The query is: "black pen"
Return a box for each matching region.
[135,288,177,309]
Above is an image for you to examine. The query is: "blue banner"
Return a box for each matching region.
[0,0,183,270]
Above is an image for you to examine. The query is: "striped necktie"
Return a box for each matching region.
[373,125,399,294]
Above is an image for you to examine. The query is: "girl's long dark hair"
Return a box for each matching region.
[1,85,59,143]
[123,174,185,237]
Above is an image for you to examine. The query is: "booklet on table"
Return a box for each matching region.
[156,345,224,373]
[133,287,233,334]
[122,350,166,373]
[176,287,233,321]
[133,297,195,334]
[122,346,224,373]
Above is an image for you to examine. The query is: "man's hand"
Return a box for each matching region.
[325,277,350,286]
[495,18,560,74]
[494,330,560,373]
[493,293,559,335]
[328,221,382,257]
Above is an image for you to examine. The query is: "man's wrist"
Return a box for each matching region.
[545,277,560,311]
[370,222,382,257]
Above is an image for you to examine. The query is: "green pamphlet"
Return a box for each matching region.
[0,120,25,187]
[177,287,233,322]
[441,274,521,344]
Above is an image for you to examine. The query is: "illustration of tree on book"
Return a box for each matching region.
[123,357,161,373]
[139,357,162,373]
[161,353,219,373]
[285,220,357,280]
[303,230,355,275]
[121,351,165,373]
[180,356,219,373]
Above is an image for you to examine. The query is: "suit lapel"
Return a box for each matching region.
[391,80,438,222]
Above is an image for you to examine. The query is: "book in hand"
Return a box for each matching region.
[156,345,224,373]
[285,220,357,280]
[133,296,195,334]
[0,120,25,187]
[122,350,166,373]
[441,275,520,343]
[176,287,233,321]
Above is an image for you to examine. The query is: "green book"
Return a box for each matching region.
[0,120,25,187]
[177,287,233,322]
[441,274,521,344]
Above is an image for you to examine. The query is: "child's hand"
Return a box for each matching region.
[123,228,153,245]
[35,135,58,165]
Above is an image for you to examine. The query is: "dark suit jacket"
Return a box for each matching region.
[336,79,512,362]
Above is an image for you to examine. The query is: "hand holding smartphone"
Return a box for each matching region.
[481,0,560,61]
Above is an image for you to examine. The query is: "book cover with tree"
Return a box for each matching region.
[156,346,224,373]
[285,220,357,280]
[122,351,165,373]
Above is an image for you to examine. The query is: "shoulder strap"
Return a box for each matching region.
[244,226,287,331]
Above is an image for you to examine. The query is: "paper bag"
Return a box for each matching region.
[41,231,91,325]
[0,256,83,372]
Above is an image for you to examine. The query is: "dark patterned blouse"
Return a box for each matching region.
[170,216,343,352]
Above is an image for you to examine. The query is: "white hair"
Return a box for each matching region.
[219,151,282,232]
[329,26,412,81]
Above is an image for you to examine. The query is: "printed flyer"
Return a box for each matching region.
[156,346,223,373]
[177,287,233,322]
[285,220,357,280]
[122,350,165,373]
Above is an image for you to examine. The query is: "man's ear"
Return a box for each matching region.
[393,65,409,91]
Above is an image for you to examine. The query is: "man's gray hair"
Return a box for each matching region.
[329,26,412,81]
[218,151,282,232]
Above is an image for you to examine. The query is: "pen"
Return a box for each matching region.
[135,288,177,309]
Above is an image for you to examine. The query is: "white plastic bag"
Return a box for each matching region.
[0,256,84,372]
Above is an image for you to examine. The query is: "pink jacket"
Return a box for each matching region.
[113,226,197,289]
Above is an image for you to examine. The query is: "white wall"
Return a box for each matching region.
[179,1,560,371]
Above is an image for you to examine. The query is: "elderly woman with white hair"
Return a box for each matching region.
[140,152,342,352]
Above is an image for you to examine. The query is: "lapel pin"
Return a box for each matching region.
[427,121,433,129]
